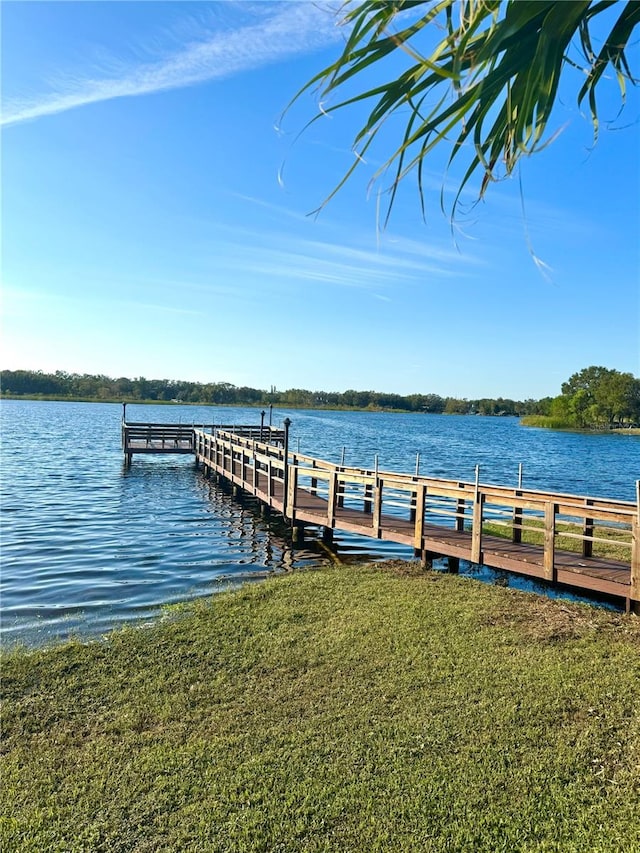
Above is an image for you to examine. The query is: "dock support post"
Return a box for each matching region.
[631,482,640,615]
[448,556,460,573]
[543,502,557,582]
[419,550,439,569]
[322,527,333,544]
[282,418,291,520]
[413,484,426,552]
[292,523,305,545]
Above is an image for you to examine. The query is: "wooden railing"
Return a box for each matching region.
[194,428,288,504]
[122,422,197,454]
[123,422,285,460]
[193,427,639,609]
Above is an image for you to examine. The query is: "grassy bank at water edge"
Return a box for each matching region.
[2,563,640,852]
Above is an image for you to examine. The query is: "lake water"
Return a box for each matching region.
[2,399,639,647]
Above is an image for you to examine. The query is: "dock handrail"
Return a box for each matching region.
[192,425,639,610]
[116,417,639,610]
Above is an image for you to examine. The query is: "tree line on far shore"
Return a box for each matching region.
[1,366,638,428]
[523,366,640,430]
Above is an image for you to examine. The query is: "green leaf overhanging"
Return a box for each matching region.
[287,0,639,222]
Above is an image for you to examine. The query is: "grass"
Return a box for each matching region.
[520,416,640,435]
[520,416,577,430]
[2,563,640,852]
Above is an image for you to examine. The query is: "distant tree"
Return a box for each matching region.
[294,1,639,221]
[444,397,470,414]
[550,365,640,427]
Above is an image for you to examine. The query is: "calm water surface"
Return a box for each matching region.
[2,400,639,646]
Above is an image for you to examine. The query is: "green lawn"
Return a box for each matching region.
[2,563,639,852]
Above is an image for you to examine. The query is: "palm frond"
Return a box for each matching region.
[289,0,639,221]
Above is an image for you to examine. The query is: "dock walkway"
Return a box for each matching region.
[122,418,639,612]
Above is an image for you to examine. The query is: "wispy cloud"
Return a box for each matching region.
[2,4,342,127]
[207,227,477,291]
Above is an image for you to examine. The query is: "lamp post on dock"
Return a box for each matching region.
[260,410,265,442]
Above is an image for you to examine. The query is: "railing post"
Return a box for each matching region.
[631,481,640,613]
[414,484,426,550]
[364,455,378,514]
[512,499,523,543]
[582,499,594,558]
[373,477,382,536]
[328,470,338,527]
[364,482,373,514]
[282,418,291,520]
[337,451,345,509]
[543,502,556,581]
[471,492,484,564]
[631,522,640,613]
[252,440,259,493]
[288,465,298,521]
[456,493,466,532]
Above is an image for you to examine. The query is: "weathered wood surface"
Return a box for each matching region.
[193,428,638,611]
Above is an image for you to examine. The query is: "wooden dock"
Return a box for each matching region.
[122,418,640,612]
[122,421,284,465]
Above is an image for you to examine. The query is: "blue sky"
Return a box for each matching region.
[2,1,639,400]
